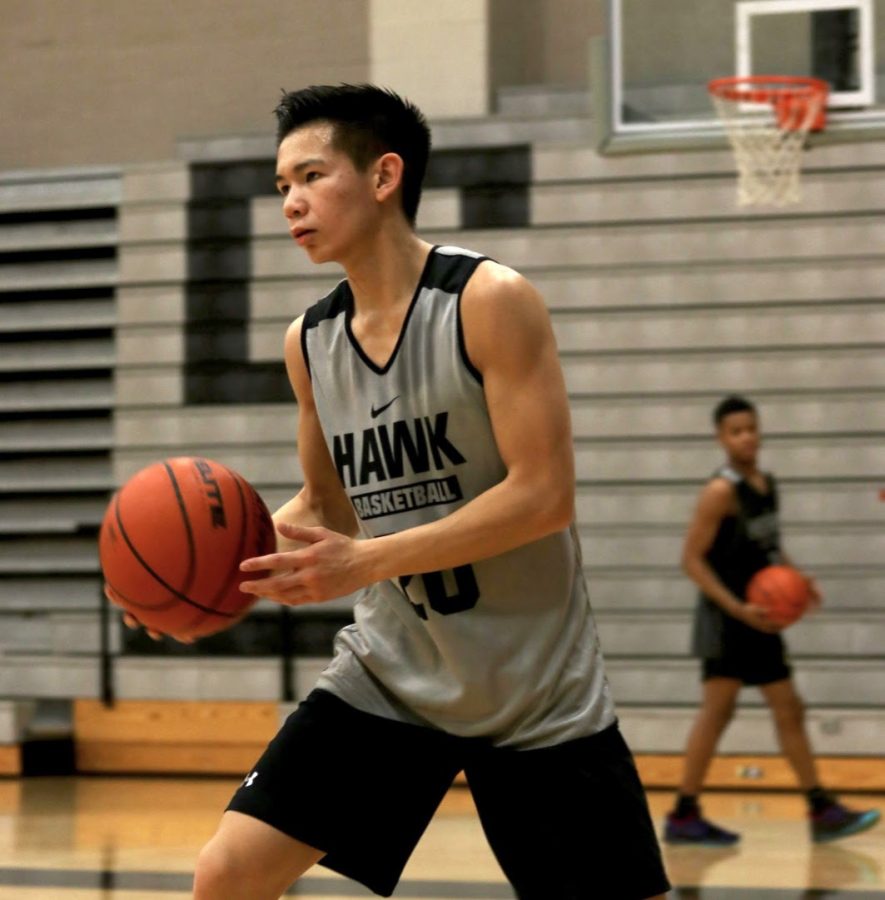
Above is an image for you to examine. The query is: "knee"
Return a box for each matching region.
[193,838,250,900]
[772,696,805,730]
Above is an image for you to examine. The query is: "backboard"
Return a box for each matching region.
[600,0,883,150]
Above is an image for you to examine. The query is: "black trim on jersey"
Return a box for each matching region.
[300,282,349,382]
[300,246,488,383]
[425,247,489,386]
[455,269,487,387]
[343,246,439,376]
[422,247,486,293]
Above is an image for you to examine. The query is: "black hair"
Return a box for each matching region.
[713,394,757,426]
[274,83,431,225]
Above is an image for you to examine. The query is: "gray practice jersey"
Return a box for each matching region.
[301,245,615,748]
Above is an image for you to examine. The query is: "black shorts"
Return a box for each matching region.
[703,636,792,686]
[226,689,670,899]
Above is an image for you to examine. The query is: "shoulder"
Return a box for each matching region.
[460,260,552,372]
[284,314,305,356]
[290,280,350,381]
[461,260,548,328]
[697,477,737,515]
[283,314,315,406]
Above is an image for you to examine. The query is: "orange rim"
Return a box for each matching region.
[708,75,829,105]
[709,75,829,131]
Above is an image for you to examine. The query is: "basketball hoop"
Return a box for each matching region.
[708,75,829,207]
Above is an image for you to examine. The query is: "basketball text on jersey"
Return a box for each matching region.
[352,475,462,520]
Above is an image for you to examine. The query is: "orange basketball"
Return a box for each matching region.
[99,457,276,639]
[746,564,810,628]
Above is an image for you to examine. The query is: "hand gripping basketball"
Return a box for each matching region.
[239,521,370,606]
[746,564,816,629]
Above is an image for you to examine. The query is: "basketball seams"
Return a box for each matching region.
[163,460,198,598]
[111,486,237,620]
[103,492,180,612]
[99,457,272,638]
[179,463,256,634]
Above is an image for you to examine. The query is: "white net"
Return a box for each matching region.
[709,79,827,207]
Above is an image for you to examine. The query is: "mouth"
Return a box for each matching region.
[291,228,315,245]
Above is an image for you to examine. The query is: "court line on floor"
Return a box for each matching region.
[0,868,514,898]
[0,868,883,898]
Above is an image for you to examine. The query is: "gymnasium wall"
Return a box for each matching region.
[0,0,371,170]
[490,0,604,89]
[1,0,605,171]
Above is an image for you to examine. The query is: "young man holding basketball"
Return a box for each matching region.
[664,394,880,846]
[187,84,670,899]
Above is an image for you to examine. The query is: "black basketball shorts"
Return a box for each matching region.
[702,632,792,686]
[226,688,671,899]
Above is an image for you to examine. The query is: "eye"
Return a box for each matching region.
[305,170,321,183]
[277,184,290,197]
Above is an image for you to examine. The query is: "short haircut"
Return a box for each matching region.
[274,83,431,225]
[713,394,757,426]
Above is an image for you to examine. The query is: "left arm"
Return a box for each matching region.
[240,262,576,604]
[359,261,576,578]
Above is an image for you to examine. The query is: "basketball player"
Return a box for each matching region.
[664,395,880,846]
[188,85,670,899]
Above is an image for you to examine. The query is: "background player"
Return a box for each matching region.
[664,394,880,845]
[189,84,670,900]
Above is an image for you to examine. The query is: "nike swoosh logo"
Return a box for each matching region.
[370,395,400,418]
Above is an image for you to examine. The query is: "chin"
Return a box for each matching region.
[303,245,332,264]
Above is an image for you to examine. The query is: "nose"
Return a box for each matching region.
[282,189,306,220]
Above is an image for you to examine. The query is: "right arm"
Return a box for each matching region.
[681,478,779,633]
[273,316,359,548]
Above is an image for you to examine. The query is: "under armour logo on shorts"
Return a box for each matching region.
[242,771,258,787]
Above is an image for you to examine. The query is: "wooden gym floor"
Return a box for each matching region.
[0,777,882,898]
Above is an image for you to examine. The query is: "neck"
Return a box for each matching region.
[342,221,432,311]
[728,458,759,478]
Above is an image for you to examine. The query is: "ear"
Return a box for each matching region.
[373,152,404,203]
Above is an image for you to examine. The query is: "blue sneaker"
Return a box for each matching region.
[664,811,741,846]
[811,803,881,843]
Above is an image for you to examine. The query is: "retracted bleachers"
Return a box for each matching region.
[3,92,884,780]
[0,167,120,767]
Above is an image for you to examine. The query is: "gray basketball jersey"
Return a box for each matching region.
[300,245,615,748]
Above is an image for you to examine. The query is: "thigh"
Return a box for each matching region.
[699,665,743,707]
[464,724,671,900]
[226,689,463,897]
